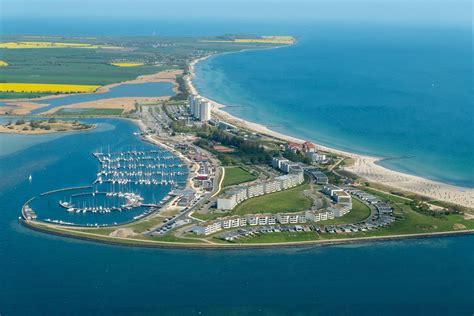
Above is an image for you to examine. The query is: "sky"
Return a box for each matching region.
[1,0,471,27]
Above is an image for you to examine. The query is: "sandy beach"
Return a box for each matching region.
[0,101,50,115]
[186,56,474,209]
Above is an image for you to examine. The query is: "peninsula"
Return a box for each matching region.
[2,34,470,249]
[0,118,95,134]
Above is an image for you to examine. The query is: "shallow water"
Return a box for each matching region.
[0,82,175,114]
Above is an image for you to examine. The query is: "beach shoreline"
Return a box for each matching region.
[186,53,474,209]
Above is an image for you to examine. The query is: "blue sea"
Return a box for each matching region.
[194,25,474,188]
[1,17,473,315]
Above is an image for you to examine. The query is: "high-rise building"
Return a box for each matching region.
[200,101,211,122]
[188,94,197,116]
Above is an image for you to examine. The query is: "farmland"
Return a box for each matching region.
[0,35,295,99]
[0,83,101,93]
[0,41,120,49]
[110,62,145,67]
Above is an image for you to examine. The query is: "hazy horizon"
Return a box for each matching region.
[1,0,471,28]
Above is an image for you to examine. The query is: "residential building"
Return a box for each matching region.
[307,151,327,163]
[199,101,211,122]
[328,205,351,217]
[308,169,328,184]
[271,157,290,169]
[247,183,264,198]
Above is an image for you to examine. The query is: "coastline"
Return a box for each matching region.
[186,53,474,209]
[19,218,474,250]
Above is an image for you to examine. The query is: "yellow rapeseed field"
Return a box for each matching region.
[0,60,8,67]
[0,41,120,49]
[234,36,296,45]
[110,62,145,67]
[0,83,101,93]
[201,36,296,45]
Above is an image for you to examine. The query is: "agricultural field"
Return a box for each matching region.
[110,62,145,67]
[0,35,295,99]
[0,41,120,49]
[202,35,296,45]
[0,60,8,67]
[0,83,100,93]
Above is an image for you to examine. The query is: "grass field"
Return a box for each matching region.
[0,92,50,99]
[233,182,312,215]
[0,41,120,49]
[54,108,124,116]
[222,166,257,187]
[0,83,100,93]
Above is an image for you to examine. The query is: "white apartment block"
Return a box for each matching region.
[333,191,352,206]
[192,220,223,235]
[264,179,281,194]
[200,101,211,122]
[216,172,303,211]
[328,205,351,217]
[280,161,300,173]
[246,215,258,226]
[247,183,264,198]
[277,214,290,224]
[217,195,237,210]
[271,157,290,169]
[193,208,342,235]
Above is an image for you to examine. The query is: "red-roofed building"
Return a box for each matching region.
[302,141,316,153]
[286,142,302,153]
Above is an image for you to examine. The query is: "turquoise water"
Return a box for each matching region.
[0,82,175,114]
[194,25,474,188]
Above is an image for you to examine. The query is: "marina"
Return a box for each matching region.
[21,131,188,226]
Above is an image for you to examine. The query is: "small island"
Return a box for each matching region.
[0,118,95,134]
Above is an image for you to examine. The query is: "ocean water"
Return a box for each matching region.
[194,25,474,188]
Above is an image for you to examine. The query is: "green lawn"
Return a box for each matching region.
[53,108,124,116]
[192,211,231,221]
[222,166,257,187]
[0,92,52,99]
[233,183,312,215]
